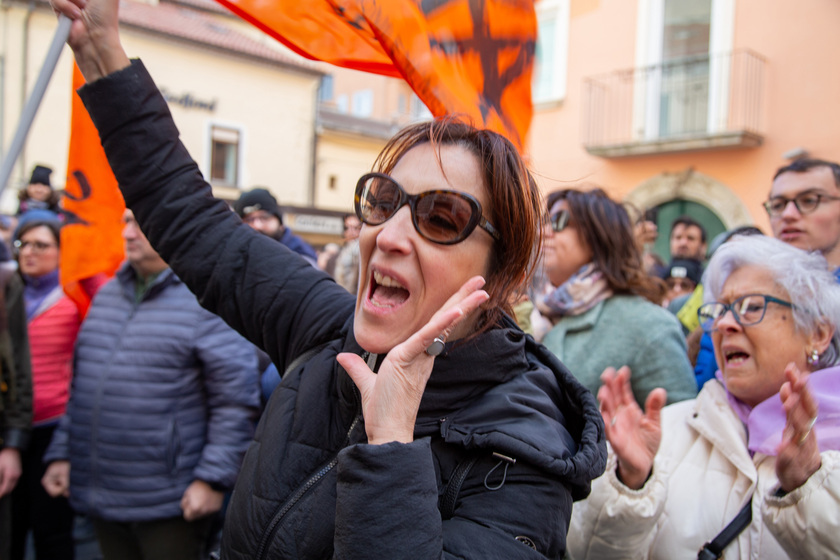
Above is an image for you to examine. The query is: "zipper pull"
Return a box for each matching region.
[485,452,516,491]
[439,417,448,437]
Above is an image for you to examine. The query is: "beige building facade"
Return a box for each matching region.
[1,0,334,239]
[0,0,438,246]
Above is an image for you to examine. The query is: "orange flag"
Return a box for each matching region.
[60,62,125,317]
[214,0,537,150]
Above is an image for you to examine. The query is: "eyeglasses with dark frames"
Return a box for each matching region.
[547,209,570,233]
[697,293,794,332]
[763,191,840,217]
[354,172,500,245]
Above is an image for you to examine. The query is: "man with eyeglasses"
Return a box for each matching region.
[333,214,362,293]
[765,158,840,278]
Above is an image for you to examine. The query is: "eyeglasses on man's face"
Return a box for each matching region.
[13,239,57,254]
[354,172,500,245]
[697,293,793,332]
[763,191,840,217]
[242,211,277,226]
[547,209,570,233]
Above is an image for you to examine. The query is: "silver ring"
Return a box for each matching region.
[425,337,446,357]
[798,416,818,445]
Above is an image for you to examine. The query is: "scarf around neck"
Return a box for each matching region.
[537,262,613,319]
[716,366,840,456]
[22,268,60,321]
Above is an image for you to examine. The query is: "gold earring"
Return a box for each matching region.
[808,348,820,367]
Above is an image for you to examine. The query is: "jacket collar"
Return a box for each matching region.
[548,298,607,333]
[116,262,178,302]
[425,315,606,495]
[334,314,607,496]
[687,381,757,484]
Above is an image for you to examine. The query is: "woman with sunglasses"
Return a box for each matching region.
[48,0,607,557]
[534,188,697,407]
[568,234,840,559]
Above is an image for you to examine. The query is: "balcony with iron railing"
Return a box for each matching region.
[582,50,765,158]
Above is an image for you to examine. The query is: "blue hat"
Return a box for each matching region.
[14,209,61,241]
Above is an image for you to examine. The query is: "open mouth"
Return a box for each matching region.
[724,349,750,365]
[368,270,410,309]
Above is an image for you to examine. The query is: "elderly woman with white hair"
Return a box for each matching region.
[568,234,840,559]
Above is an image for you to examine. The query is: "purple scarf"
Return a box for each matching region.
[22,269,60,321]
[717,366,840,455]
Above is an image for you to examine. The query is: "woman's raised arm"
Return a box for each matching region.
[51,0,130,82]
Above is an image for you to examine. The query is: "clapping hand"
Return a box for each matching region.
[776,362,821,492]
[337,276,488,445]
[598,366,667,490]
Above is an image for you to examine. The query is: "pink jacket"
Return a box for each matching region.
[28,289,81,424]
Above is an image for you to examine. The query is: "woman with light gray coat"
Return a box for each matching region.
[569,235,840,559]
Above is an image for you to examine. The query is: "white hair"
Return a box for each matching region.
[703,235,840,368]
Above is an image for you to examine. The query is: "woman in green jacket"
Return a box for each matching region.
[535,188,697,406]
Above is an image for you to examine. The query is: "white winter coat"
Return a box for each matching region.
[568,379,840,559]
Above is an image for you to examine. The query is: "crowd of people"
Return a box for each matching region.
[0,0,838,557]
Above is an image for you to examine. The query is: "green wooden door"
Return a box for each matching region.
[651,199,726,262]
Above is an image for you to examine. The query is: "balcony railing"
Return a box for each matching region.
[582,50,765,157]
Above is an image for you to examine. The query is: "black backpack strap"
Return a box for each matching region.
[439,454,480,520]
[697,497,753,560]
[283,340,333,377]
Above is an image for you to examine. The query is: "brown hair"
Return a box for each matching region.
[546,187,664,304]
[773,158,840,188]
[18,186,61,208]
[373,116,544,334]
[16,220,61,247]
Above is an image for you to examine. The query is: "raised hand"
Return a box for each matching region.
[337,276,489,445]
[776,362,821,492]
[49,0,130,82]
[598,366,667,490]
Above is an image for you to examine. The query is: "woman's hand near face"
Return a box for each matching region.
[598,366,667,490]
[337,276,489,445]
[50,0,130,82]
[776,362,821,492]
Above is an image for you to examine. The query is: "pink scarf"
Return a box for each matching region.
[536,262,613,319]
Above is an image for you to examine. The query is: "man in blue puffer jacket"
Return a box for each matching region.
[42,210,260,560]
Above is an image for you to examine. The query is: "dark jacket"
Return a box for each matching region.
[276,227,318,265]
[44,263,260,522]
[0,266,32,450]
[79,60,607,558]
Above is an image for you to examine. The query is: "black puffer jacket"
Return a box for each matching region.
[80,60,607,559]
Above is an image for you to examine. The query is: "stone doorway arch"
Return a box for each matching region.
[623,168,752,229]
